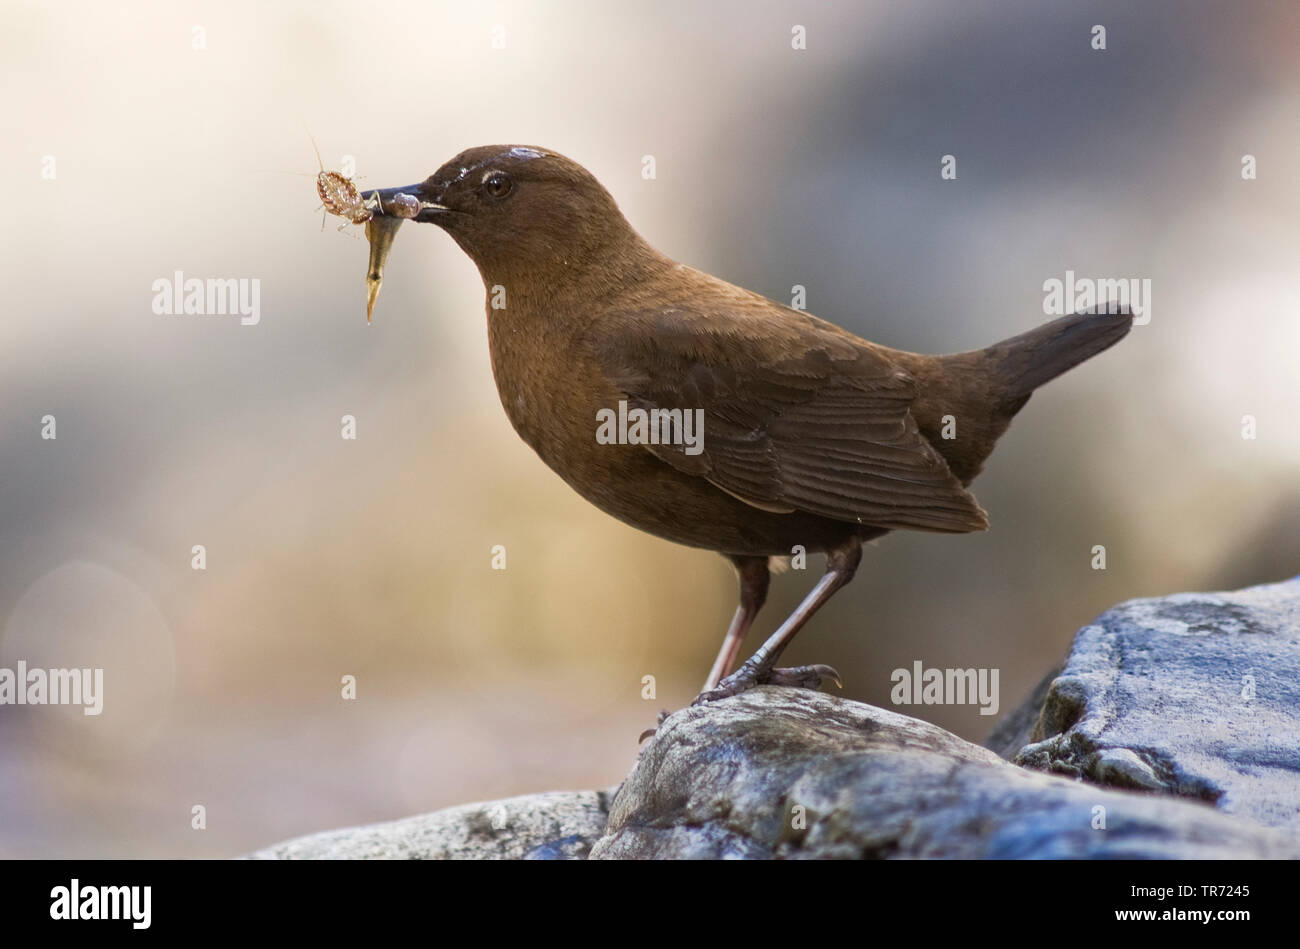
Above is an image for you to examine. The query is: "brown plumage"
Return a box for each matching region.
[366,145,1132,704]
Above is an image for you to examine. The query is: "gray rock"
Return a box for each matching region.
[246,789,612,859]
[983,662,1061,759]
[1014,576,1300,830]
[589,687,1300,859]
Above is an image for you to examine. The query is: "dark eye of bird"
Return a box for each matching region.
[484,172,513,198]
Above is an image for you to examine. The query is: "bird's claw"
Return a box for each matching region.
[637,708,672,745]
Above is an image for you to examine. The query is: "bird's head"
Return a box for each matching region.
[369,145,639,282]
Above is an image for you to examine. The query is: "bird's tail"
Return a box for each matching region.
[984,304,1133,404]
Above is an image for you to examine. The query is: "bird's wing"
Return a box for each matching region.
[587,301,989,533]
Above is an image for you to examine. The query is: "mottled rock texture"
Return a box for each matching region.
[247,789,612,859]
[588,688,1300,859]
[1013,577,1300,830]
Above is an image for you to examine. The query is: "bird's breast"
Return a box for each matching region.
[485,306,603,462]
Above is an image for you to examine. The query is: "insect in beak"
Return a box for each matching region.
[309,132,446,321]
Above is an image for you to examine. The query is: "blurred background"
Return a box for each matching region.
[2,0,1298,857]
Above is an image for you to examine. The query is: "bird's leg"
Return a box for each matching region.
[639,556,770,744]
[692,535,862,705]
[701,556,770,692]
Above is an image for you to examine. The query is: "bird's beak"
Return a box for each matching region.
[365,184,451,224]
[360,183,450,322]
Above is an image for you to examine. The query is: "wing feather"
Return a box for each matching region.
[588,303,989,533]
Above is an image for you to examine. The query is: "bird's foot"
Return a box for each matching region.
[691,660,841,706]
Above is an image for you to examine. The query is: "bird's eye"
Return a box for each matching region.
[483,172,513,198]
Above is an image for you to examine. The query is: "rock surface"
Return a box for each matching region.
[1014,576,1300,830]
[247,789,612,859]
[248,576,1300,859]
[589,688,1300,859]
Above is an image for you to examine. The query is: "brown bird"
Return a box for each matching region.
[366,146,1131,704]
